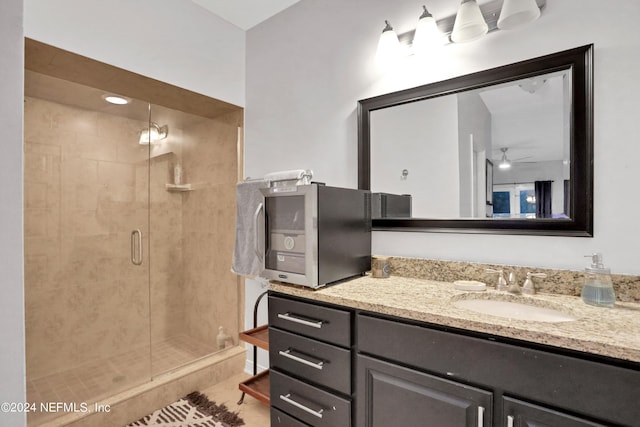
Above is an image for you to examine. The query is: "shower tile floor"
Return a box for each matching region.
[27,334,217,425]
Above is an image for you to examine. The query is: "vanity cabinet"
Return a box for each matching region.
[357,313,639,427]
[268,295,353,427]
[269,292,640,427]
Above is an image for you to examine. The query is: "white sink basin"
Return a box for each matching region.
[452,298,577,322]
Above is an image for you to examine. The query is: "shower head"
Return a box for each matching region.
[139,122,168,145]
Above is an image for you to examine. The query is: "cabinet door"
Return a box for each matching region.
[357,355,492,427]
[503,397,608,427]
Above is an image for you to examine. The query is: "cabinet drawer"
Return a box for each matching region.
[271,369,351,427]
[270,327,351,395]
[269,295,351,347]
[271,407,311,427]
[503,397,607,427]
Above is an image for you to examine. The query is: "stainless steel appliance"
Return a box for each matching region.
[255,183,371,288]
[371,193,412,219]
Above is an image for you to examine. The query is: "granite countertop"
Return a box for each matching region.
[270,275,640,364]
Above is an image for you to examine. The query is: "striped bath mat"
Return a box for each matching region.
[127,391,244,427]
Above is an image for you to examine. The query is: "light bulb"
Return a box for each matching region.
[103,95,130,105]
[376,20,401,65]
[451,0,488,43]
[412,6,445,53]
[498,0,541,30]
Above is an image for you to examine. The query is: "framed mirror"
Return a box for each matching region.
[358,45,593,236]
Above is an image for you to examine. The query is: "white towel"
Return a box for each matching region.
[232,180,268,276]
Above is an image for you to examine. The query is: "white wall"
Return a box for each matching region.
[458,92,492,217]
[246,0,640,275]
[371,96,459,217]
[0,0,26,425]
[24,0,246,106]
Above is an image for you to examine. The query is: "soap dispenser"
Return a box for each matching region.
[581,253,616,307]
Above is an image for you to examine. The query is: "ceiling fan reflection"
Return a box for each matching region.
[496,147,533,169]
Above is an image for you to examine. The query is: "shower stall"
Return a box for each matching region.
[23,40,243,425]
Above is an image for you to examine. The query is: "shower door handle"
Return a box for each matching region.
[131,229,143,266]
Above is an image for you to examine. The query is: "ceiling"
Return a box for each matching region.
[25,70,213,130]
[190,0,303,30]
[479,71,569,164]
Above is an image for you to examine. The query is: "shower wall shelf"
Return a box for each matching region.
[165,183,193,192]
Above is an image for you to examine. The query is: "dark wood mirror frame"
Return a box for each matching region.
[358,44,594,237]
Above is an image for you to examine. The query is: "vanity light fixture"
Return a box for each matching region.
[412,5,446,52]
[376,20,401,64]
[375,0,545,63]
[139,122,168,145]
[451,0,488,43]
[497,0,541,30]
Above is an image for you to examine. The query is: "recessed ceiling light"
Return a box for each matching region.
[103,94,130,105]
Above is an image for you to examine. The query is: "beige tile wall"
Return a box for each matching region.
[180,110,242,349]
[149,153,186,345]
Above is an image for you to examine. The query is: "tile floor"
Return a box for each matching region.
[27,334,217,425]
[200,372,270,427]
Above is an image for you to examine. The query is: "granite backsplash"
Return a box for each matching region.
[381,256,640,303]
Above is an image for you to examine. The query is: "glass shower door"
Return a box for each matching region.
[23,72,153,424]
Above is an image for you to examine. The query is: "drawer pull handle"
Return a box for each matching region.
[277,312,324,329]
[507,415,514,427]
[279,349,325,370]
[279,393,324,419]
[478,406,485,427]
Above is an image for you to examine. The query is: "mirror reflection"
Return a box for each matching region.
[370,69,572,220]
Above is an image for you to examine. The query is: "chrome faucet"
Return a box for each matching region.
[485,269,508,291]
[522,272,548,295]
[507,271,521,294]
